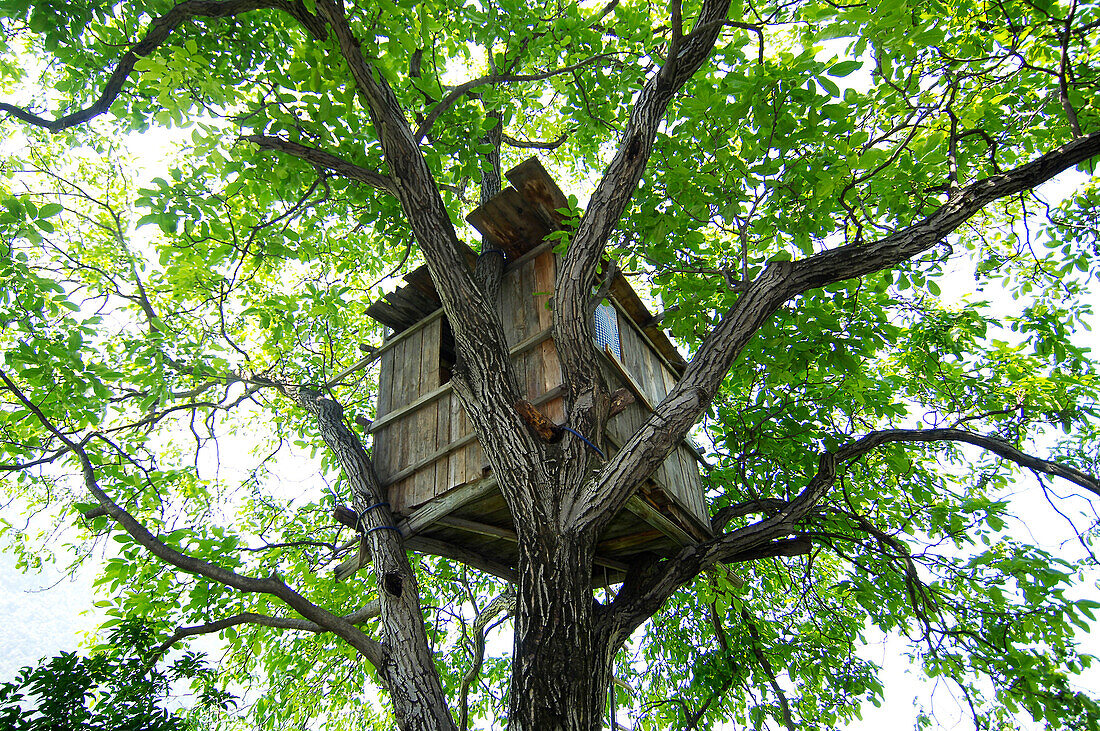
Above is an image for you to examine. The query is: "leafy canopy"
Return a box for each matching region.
[1,0,1099,729]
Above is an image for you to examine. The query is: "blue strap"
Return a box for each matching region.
[561,426,606,459]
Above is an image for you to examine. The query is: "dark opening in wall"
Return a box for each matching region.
[440,316,456,384]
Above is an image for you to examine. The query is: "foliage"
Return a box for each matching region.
[1,0,1099,729]
[0,618,233,730]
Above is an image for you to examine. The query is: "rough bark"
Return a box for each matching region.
[290,387,457,731]
[511,530,616,731]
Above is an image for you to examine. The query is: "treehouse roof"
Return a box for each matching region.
[365,158,688,374]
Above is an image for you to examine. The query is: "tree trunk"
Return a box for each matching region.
[510,528,614,730]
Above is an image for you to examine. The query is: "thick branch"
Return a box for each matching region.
[458,590,516,731]
[285,385,457,731]
[0,0,325,132]
[555,0,732,492]
[314,0,544,518]
[153,601,381,658]
[245,135,396,194]
[578,131,1100,536]
[835,428,1100,498]
[606,421,1098,638]
[741,608,796,731]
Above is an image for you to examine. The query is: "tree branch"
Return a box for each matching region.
[413,55,618,143]
[0,369,386,667]
[501,131,571,150]
[152,601,381,659]
[576,131,1100,537]
[458,589,515,731]
[606,420,1098,638]
[313,0,544,520]
[555,0,732,494]
[740,607,796,731]
[0,0,325,132]
[834,428,1100,498]
[245,135,396,194]
[281,383,458,731]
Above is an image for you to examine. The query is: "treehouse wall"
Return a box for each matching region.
[372,249,564,513]
[599,315,709,532]
[371,246,709,539]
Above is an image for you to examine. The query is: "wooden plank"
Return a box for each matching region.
[533,251,555,332]
[377,347,395,418]
[503,157,570,231]
[510,264,529,394]
[465,187,544,259]
[449,388,468,490]
[385,383,565,496]
[392,335,411,504]
[437,516,516,542]
[398,476,499,534]
[609,286,687,377]
[374,349,396,484]
[407,536,517,583]
[371,327,553,434]
[600,346,656,412]
[598,528,667,555]
[522,256,541,341]
[436,517,629,573]
[368,381,451,434]
[624,495,696,546]
[435,389,453,492]
[413,318,440,504]
[367,309,446,365]
[336,533,517,583]
[373,423,394,484]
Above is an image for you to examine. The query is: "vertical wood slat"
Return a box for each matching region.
[436,389,452,502]
[412,318,441,507]
[450,389,467,488]
[378,347,395,417]
[533,252,559,405]
[388,334,409,510]
[374,348,396,483]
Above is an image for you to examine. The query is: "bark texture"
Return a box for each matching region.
[292,388,457,731]
[8,2,1100,730]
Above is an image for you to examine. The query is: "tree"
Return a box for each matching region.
[1,0,1099,728]
[0,617,232,730]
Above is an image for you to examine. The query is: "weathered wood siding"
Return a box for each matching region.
[602,304,709,534]
[374,251,563,513]
[374,249,706,535]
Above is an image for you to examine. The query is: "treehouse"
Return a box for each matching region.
[362,159,711,582]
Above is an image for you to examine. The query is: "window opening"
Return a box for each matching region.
[440,316,456,384]
[594,300,621,359]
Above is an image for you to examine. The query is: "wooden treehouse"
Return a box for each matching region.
[361,159,711,582]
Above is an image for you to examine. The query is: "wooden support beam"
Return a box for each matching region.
[398,476,500,536]
[624,495,696,547]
